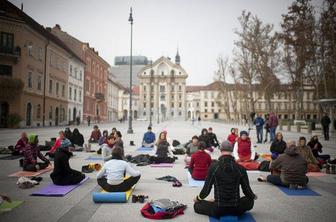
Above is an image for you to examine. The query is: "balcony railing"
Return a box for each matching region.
[0,46,21,57]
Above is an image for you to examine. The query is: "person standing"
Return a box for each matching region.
[321,113,331,141]
[87,115,91,127]
[268,112,278,142]
[254,114,264,143]
[264,114,270,143]
[194,141,257,218]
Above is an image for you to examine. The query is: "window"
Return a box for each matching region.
[143,103,146,108]
[49,80,53,93]
[37,76,42,90]
[69,87,72,100]
[179,94,182,99]
[74,68,78,78]
[205,109,208,112]
[38,47,42,60]
[0,32,14,53]
[211,92,214,98]
[160,95,166,101]
[28,43,33,56]
[178,85,182,91]
[56,82,59,95]
[144,86,146,91]
[161,71,164,75]
[204,101,208,107]
[160,85,165,92]
[74,89,77,101]
[79,90,82,102]
[211,101,214,107]
[49,106,53,119]
[0,64,12,76]
[70,65,72,75]
[171,103,174,108]
[179,102,182,108]
[62,85,65,97]
[36,104,41,119]
[171,112,174,117]
[179,111,182,116]
[28,72,32,88]
[171,95,174,100]
[143,111,146,116]
[79,71,82,80]
[171,86,174,91]
[196,102,199,107]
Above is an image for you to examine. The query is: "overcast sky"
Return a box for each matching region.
[10,0,323,85]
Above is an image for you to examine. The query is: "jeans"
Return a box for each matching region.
[194,197,254,218]
[256,127,263,143]
[266,175,309,187]
[97,175,141,192]
[323,126,329,140]
[269,127,277,142]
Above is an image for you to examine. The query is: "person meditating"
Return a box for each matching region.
[227,128,238,145]
[258,141,308,189]
[89,125,102,143]
[101,135,115,162]
[233,131,259,170]
[307,135,330,164]
[142,126,156,148]
[297,137,320,172]
[97,147,141,192]
[189,141,212,180]
[70,128,84,148]
[270,132,287,160]
[23,134,50,172]
[194,140,257,218]
[207,127,219,148]
[152,132,175,164]
[185,135,200,165]
[50,145,85,185]
[12,132,28,156]
[47,131,72,158]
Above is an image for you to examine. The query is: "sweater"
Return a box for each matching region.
[90,130,102,142]
[271,145,308,185]
[24,143,49,165]
[97,159,140,185]
[143,132,156,144]
[189,150,212,180]
[297,145,318,165]
[186,143,199,156]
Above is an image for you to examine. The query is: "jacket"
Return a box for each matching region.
[71,133,84,146]
[14,137,28,154]
[189,150,212,180]
[297,145,318,165]
[254,117,264,128]
[24,143,49,165]
[270,145,308,185]
[197,155,256,207]
[90,130,102,141]
[143,132,156,144]
[156,141,170,158]
[227,133,237,145]
[186,143,199,156]
[321,116,331,127]
[207,132,219,147]
[270,140,287,155]
[307,140,323,158]
[199,135,210,147]
[268,114,278,128]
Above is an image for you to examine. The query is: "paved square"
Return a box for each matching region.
[0,120,335,222]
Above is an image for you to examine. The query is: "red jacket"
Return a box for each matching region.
[15,137,28,154]
[189,150,212,180]
[227,133,237,145]
[237,138,251,158]
[48,138,61,154]
[90,130,102,141]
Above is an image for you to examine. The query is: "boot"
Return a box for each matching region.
[326,164,331,174]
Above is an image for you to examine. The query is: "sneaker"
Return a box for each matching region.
[257,176,265,182]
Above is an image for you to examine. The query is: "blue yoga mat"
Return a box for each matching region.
[187,171,205,187]
[136,146,154,152]
[277,186,321,196]
[209,213,255,222]
[85,156,103,161]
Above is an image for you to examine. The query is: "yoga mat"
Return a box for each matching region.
[136,146,154,152]
[209,213,256,222]
[0,200,23,214]
[306,172,327,177]
[8,166,53,177]
[85,156,103,161]
[150,163,174,168]
[31,177,89,197]
[0,155,22,160]
[246,171,262,174]
[187,171,205,187]
[93,187,134,203]
[277,186,321,196]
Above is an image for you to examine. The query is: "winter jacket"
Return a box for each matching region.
[254,117,265,129]
[270,140,287,155]
[321,116,331,127]
[143,132,156,144]
[307,141,323,158]
[199,135,210,148]
[270,145,308,185]
[207,132,219,147]
[71,133,84,147]
[268,114,278,128]
[297,145,318,165]
[197,155,256,207]
[227,133,238,145]
[90,130,102,142]
[189,150,212,180]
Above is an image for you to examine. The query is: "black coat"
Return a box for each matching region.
[207,132,219,147]
[270,140,287,155]
[321,116,331,127]
[198,155,256,207]
[199,134,211,147]
[71,133,84,146]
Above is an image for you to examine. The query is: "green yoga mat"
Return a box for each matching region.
[0,201,23,213]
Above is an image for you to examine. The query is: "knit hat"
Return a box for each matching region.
[240,131,248,137]
[220,141,233,152]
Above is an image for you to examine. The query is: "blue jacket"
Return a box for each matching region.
[254,117,264,128]
[143,132,155,144]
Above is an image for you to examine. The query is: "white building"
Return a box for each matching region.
[67,57,85,124]
[118,86,139,121]
[107,69,125,122]
[186,86,202,120]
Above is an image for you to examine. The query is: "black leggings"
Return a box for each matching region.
[194,196,254,218]
[97,175,141,192]
[23,162,49,172]
[152,156,175,164]
[51,170,85,185]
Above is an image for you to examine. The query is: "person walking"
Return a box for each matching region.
[321,113,331,141]
[254,114,264,143]
[268,112,278,142]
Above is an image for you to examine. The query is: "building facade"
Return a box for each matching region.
[0,1,83,127]
[138,52,188,122]
[107,69,125,122]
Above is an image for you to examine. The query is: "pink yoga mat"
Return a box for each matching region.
[306,172,327,177]
[8,166,53,177]
[31,177,89,196]
[150,163,174,168]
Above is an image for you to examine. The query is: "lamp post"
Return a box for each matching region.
[149,60,153,127]
[127,7,134,134]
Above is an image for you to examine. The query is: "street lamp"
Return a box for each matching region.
[127,7,134,134]
[149,60,153,127]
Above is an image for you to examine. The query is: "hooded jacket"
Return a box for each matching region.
[270,145,308,185]
[270,139,287,155]
[71,129,84,146]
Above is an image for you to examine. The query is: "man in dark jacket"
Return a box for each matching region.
[254,114,264,143]
[207,127,219,148]
[258,141,308,188]
[321,113,331,140]
[194,141,257,218]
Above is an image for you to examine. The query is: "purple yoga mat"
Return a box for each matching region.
[31,177,89,197]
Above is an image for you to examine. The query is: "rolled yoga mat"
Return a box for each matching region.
[209,212,256,222]
[92,187,134,203]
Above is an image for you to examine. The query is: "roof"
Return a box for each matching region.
[138,56,187,76]
[0,0,85,64]
[186,85,204,92]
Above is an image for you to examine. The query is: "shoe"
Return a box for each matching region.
[81,165,94,173]
[257,176,265,182]
[132,194,138,203]
[31,177,43,182]
[137,195,148,203]
[172,180,182,187]
[289,184,298,190]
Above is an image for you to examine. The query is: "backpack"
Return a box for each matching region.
[140,199,186,220]
[258,160,270,172]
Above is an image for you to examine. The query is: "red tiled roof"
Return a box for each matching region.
[186,85,203,92]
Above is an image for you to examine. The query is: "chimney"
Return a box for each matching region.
[21,3,23,11]
[55,24,61,30]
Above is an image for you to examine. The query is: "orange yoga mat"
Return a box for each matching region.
[8,166,53,177]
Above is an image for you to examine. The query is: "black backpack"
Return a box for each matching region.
[258,160,270,172]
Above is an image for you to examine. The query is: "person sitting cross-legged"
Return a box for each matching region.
[142,126,156,148]
[11,132,28,156]
[185,135,200,165]
[97,147,141,192]
[23,134,51,172]
[258,141,309,189]
[189,141,212,180]
[47,131,73,158]
[152,132,175,164]
[297,137,320,172]
[194,140,257,218]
